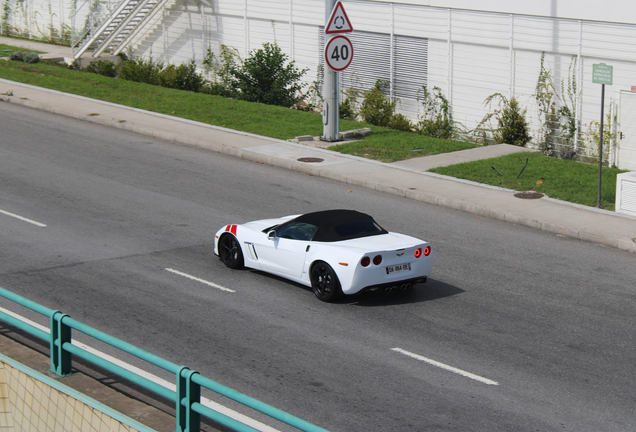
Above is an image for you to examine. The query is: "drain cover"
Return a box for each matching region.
[297,157,324,163]
[514,192,544,199]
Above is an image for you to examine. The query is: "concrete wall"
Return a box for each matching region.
[0,354,150,432]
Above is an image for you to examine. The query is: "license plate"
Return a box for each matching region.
[385,263,411,274]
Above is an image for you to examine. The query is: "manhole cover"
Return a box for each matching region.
[514,192,544,199]
[297,157,324,163]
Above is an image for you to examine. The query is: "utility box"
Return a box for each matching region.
[616,172,636,217]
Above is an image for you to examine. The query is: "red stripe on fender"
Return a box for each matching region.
[225,225,231,232]
[230,225,237,235]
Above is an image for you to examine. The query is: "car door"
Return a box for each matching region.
[255,221,316,279]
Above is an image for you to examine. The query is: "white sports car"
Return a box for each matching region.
[214,210,433,302]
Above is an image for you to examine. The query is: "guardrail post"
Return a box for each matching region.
[177,366,201,432]
[50,311,72,376]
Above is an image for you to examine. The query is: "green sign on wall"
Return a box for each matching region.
[593,63,613,85]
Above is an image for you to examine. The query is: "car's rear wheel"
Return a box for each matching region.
[219,234,244,269]
[310,262,342,302]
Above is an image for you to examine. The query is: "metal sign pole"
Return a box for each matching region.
[592,63,612,208]
[323,0,339,142]
[597,84,605,208]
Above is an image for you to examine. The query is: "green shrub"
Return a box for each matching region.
[389,113,413,132]
[205,44,241,98]
[23,52,40,63]
[417,85,453,138]
[338,99,356,120]
[117,56,205,92]
[496,97,531,146]
[159,60,204,92]
[9,51,39,63]
[338,86,361,120]
[201,81,229,96]
[339,97,356,120]
[477,93,531,147]
[359,80,395,127]
[9,51,25,61]
[228,42,307,107]
[83,59,117,77]
[118,57,162,85]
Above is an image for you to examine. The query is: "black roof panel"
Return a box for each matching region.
[293,210,388,242]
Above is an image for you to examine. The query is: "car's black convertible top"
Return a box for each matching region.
[292,209,388,242]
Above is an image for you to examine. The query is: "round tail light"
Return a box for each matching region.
[373,255,383,265]
[423,246,431,256]
[361,256,370,267]
[414,248,422,258]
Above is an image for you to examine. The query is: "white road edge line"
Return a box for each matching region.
[391,347,499,386]
[165,268,235,293]
[0,306,279,432]
[0,208,46,227]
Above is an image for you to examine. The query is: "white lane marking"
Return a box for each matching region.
[165,268,235,293]
[0,208,46,227]
[391,347,499,386]
[0,306,279,432]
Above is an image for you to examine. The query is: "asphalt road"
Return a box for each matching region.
[1,103,635,432]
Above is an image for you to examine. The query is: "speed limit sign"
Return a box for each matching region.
[325,35,354,72]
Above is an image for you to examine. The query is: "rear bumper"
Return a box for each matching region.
[358,276,427,294]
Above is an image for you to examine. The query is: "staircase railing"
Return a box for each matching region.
[70,0,120,57]
[112,0,171,56]
[69,0,164,60]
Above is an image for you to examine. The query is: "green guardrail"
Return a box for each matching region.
[0,285,329,432]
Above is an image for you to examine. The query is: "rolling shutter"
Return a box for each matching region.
[320,29,428,101]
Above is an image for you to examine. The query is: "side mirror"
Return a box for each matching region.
[267,230,276,240]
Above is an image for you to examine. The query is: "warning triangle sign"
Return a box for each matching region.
[325,1,353,34]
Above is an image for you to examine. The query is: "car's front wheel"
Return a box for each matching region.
[310,262,342,302]
[219,234,244,269]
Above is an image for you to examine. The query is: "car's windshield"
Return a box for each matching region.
[275,221,318,241]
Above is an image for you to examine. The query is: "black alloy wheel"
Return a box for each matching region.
[219,234,244,269]
[310,262,342,302]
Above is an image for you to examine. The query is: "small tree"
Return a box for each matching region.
[416,85,454,139]
[359,80,395,127]
[497,97,531,146]
[477,93,531,147]
[230,42,307,107]
[202,44,241,97]
[339,86,362,120]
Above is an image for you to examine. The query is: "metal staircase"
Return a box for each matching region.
[71,0,171,60]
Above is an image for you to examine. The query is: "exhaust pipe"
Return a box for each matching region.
[384,286,397,294]
[400,283,411,291]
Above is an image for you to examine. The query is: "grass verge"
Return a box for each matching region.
[332,132,476,162]
[429,152,626,210]
[0,44,44,55]
[0,59,475,158]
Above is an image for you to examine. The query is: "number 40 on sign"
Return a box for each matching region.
[325,35,354,72]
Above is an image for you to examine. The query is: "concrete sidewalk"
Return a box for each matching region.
[1,67,635,253]
[0,36,73,61]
